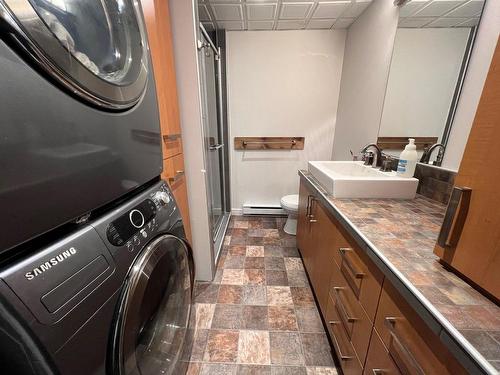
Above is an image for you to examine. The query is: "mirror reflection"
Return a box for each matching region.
[378,0,485,166]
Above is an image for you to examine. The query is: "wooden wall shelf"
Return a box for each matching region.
[377,136,438,151]
[234,136,305,150]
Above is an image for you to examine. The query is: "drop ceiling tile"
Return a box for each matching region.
[246,3,277,20]
[307,19,336,29]
[445,0,484,18]
[457,17,480,26]
[198,4,211,22]
[280,2,314,19]
[276,20,306,29]
[333,17,355,28]
[217,21,245,30]
[342,0,372,18]
[247,20,275,30]
[414,0,464,17]
[312,2,350,19]
[427,16,469,27]
[399,0,430,17]
[211,3,243,21]
[398,17,436,27]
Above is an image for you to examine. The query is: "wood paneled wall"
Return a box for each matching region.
[142,0,192,242]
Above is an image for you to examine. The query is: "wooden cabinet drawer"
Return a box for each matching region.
[161,155,191,242]
[334,235,384,321]
[162,153,185,185]
[330,263,374,365]
[364,328,401,375]
[162,134,183,159]
[375,281,467,375]
[326,294,364,375]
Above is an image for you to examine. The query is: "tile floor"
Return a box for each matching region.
[187,216,338,375]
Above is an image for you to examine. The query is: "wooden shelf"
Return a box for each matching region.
[234,136,305,150]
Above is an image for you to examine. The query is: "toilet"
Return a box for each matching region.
[280,194,299,235]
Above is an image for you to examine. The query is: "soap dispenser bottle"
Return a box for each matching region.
[397,138,418,178]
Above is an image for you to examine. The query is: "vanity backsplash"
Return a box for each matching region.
[383,155,456,204]
[414,163,456,204]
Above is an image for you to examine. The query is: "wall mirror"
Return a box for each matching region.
[377,0,486,166]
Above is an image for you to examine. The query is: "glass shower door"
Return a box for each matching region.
[199,33,225,238]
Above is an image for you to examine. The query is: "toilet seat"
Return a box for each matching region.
[281,194,299,211]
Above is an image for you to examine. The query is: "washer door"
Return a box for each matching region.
[112,234,194,375]
[0,0,148,109]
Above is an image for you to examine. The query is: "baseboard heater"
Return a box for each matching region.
[242,204,286,216]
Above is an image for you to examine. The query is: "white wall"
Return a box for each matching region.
[227,30,346,212]
[169,0,214,281]
[442,0,500,170]
[379,28,470,142]
[331,0,399,160]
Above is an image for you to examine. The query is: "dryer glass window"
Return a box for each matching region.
[114,235,193,375]
[28,0,143,85]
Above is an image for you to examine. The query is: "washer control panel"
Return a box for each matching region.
[106,199,157,247]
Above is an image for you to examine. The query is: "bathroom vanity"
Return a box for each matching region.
[297,171,499,375]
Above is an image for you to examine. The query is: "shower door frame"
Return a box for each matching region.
[198,24,230,261]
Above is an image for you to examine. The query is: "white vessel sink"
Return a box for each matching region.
[308,161,418,199]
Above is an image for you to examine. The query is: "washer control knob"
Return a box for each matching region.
[154,191,170,206]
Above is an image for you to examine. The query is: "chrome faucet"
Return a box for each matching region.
[420,143,445,166]
[360,143,383,168]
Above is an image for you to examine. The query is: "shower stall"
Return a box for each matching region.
[198,25,230,260]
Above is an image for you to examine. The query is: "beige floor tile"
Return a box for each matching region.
[195,303,215,329]
[238,330,271,365]
[267,286,293,305]
[222,269,246,285]
[246,245,265,257]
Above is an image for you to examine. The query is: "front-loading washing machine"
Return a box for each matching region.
[0,0,163,255]
[0,181,194,375]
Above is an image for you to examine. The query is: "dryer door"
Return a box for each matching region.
[0,0,148,109]
[112,234,194,375]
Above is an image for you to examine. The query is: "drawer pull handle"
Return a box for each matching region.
[328,320,354,361]
[308,197,317,224]
[372,370,385,375]
[339,248,365,279]
[333,287,357,323]
[437,186,472,248]
[168,170,185,184]
[384,317,425,375]
[306,195,313,217]
[163,133,181,141]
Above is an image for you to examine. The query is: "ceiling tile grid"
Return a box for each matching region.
[199,0,374,31]
[199,0,484,31]
[398,0,484,29]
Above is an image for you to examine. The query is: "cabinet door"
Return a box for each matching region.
[310,202,337,314]
[297,181,314,274]
[434,41,500,300]
[142,0,183,159]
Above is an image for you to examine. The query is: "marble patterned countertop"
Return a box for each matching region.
[299,170,500,375]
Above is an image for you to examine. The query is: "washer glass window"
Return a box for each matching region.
[113,235,193,375]
[28,0,142,85]
[1,0,149,108]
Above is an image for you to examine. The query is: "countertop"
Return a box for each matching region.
[299,170,500,375]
